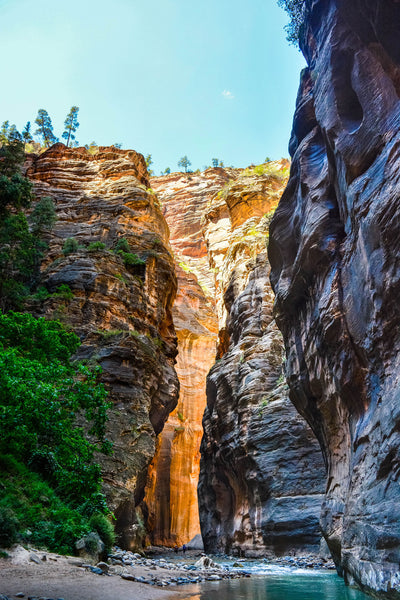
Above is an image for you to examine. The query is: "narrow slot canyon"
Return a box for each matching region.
[142,161,326,557]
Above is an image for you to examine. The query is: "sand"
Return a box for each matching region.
[0,547,197,600]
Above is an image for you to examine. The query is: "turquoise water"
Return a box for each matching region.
[177,569,372,600]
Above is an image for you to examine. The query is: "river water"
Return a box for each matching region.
[175,565,372,600]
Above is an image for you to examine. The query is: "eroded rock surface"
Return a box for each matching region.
[269,1,400,596]
[143,171,220,546]
[25,144,179,549]
[199,163,326,556]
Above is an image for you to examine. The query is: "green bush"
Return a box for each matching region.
[118,252,145,267]
[114,238,130,253]
[87,241,106,252]
[0,507,19,547]
[89,513,115,552]
[62,237,79,255]
[0,312,112,506]
[53,284,74,301]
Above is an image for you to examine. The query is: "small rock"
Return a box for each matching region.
[29,553,41,565]
[16,595,25,598]
[87,566,103,575]
[41,555,47,562]
[96,561,109,573]
[121,573,136,581]
[76,532,105,561]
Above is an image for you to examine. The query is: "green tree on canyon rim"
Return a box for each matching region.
[34,108,58,147]
[178,155,191,172]
[277,0,305,45]
[62,105,80,147]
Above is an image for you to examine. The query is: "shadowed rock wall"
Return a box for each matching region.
[26,144,179,550]
[269,1,400,596]
[199,163,326,556]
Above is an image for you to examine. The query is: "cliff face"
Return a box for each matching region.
[199,163,326,556]
[269,1,400,595]
[26,144,179,549]
[143,171,221,546]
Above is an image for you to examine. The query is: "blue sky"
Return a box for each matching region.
[0,0,305,173]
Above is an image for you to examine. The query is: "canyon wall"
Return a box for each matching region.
[198,163,326,556]
[143,171,223,546]
[269,0,400,596]
[25,144,179,549]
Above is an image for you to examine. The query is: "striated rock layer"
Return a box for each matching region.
[25,144,179,549]
[269,1,400,596]
[199,163,326,556]
[143,171,220,546]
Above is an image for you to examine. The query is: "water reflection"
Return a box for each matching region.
[178,572,371,600]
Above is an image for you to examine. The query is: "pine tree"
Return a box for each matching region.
[22,122,33,149]
[62,106,79,148]
[34,109,58,148]
[178,155,191,173]
[0,121,10,144]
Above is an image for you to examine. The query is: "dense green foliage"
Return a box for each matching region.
[63,237,79,255]
[0,313,113,553]
[277,0,305,45]
[89,513,116,553]
[0,455,105,554]
[0,136,55,311]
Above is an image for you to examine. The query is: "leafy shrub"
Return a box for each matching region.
[114,238,130,253]
[87,241,106,252]
[118,252,145,268]
[30,285,51,302]
[53,284,74,301]
[89,513,115,552]
[30,197,57,234]
[277,0,305,45]
[0,312,112,506]
[0,507,19,547]
[62,237,79,255]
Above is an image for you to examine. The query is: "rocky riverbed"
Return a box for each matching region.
[0,545,335,600]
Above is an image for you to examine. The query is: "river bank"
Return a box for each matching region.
[0,544,338,600]
[0,545,250,600]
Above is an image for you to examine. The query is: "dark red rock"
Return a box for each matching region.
[269,1,400,596]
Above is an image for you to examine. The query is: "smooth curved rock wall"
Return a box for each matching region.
[269,1,400,595]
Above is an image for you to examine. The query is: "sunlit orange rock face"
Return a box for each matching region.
[143,171,226,546]
[25,144,179,550]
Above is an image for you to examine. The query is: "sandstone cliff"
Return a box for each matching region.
[199,163,326,556]
[269,1,400,596]
[143,171,221,546]
[25,144,179,549]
